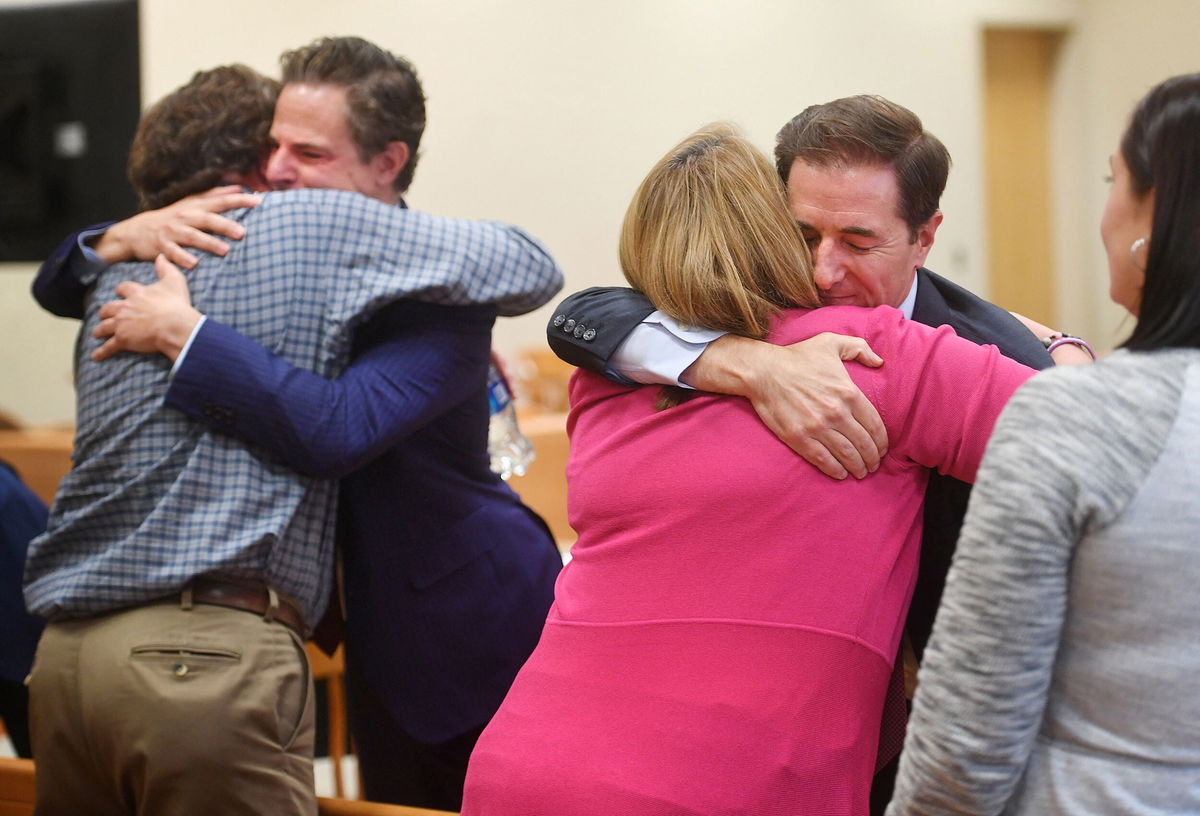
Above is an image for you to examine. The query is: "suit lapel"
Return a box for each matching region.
[910,268,952,330]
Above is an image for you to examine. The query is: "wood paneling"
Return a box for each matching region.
[0,428,73,506]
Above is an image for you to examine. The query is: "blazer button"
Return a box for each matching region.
[583,328,596,341]
[563,319,576,332]
[552,314,566,327]
[573,323,586,338]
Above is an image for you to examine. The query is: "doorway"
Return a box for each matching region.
[983,27,1065,325]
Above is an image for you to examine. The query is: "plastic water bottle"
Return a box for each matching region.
[487,356,535,480]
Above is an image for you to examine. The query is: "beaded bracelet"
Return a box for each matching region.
[1043,333,1096,361]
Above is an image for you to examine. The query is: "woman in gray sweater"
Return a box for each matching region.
[887,73,1200,815]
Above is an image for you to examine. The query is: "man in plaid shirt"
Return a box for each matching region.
[26,60,561,814]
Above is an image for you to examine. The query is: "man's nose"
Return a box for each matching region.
[264,149,295,189]
[811,242,844,290]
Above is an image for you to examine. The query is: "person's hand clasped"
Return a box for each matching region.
[92,255,202,362]
[741,333,889,480]
[95,185,259,269]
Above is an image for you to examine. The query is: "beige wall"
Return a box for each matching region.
[1053,0,1200,348]
[1,0,1195,424]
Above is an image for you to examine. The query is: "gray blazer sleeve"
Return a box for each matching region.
[545,287,654,374]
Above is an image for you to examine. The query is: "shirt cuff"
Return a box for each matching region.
[169,315,207,380]
[74,226,113,285]
[608,310,726,388]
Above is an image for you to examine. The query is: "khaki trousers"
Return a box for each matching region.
[28,599,316,816]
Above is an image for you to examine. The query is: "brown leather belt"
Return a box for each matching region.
[187,577,306,636]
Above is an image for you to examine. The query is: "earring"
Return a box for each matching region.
[1130,237,1147,269]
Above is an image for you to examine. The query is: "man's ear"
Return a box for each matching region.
[912,210,943,267]
[370,141,410,189]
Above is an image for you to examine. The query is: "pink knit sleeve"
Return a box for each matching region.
[856,308,1036,483]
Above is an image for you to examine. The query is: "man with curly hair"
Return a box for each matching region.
[26,60,560,815]
[126,65,277,210]
[49,38,567,812]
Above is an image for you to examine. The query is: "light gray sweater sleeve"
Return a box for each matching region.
[886,353,1185,815]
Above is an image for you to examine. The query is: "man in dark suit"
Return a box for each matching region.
[545,95,1091,814]
[70,38,563,812]
[0,460,47,760]
[30,61,561,814]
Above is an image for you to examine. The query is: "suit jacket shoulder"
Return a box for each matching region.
[913,268,1053,370]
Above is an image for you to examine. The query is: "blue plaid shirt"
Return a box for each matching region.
[24,188,562,627]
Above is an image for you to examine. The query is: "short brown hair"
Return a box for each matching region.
[621,123,819,339]
[280,36,426,194]
[774,95,950,240]
[127,65,279,210]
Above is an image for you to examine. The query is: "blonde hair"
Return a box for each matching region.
[620,123,819,342]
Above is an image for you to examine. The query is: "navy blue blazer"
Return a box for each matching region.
[0,461,48,684]
[545,269,1053,657]
[32,224,113,319]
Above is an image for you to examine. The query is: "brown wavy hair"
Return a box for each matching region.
[127,65,279,210]
[620,124,819,407]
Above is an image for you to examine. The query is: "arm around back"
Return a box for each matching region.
[31,225,114,318]
[852,306,1037,483]
[546,286,654,373]
[482,223,564,316]
[32,187,261,318]
[166,301,495,479]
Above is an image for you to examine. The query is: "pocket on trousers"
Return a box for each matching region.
[129,644,241,678]
[276,631,313,751]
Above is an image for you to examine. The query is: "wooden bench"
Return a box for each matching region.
[0,757,457,815]
[0,428,74,507]
[0,758,34,816]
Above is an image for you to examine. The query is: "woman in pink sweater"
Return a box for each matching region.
[462,125,1033,815]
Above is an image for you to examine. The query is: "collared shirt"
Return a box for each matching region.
[609,276,920,387]
[25,188,562,626]
[73,225,110,280]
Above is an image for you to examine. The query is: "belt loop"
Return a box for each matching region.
[181,585,193,611]
[264,586,279,624]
